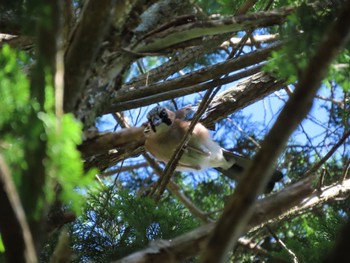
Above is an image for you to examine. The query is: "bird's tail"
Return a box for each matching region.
[216,150,283,193]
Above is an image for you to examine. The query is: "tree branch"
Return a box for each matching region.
[78,127,145,158]
[108,65,264,113]
[202,71,285,126]
[0,155,37,263]
[115,44,279,103]
[131,9,292,52]
[63,0,116,112]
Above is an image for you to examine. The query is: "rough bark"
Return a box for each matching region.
[63,0,117,112]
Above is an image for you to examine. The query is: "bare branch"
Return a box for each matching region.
[131,9,292,52]
[0,155,37,263]
[78,127,145,158]
[267,226,299,263]
[108,65,264,114]
[303,129,350,178]
[202,71,285,126]
[115,44,279,103]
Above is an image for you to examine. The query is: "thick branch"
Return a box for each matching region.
[104,43,280,114]
[132,9,291,52]
[202,71,285,126]
[78,127,145,158]
[108,65,264,114]
[116,44,278,102]
[64,0,116,112]
[200,2,350,262]
[23,0,61,252]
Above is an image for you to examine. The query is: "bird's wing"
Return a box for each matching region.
[185,145,211,156]
[175,105,194,120]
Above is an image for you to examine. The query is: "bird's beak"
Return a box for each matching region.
[151,116,162,126]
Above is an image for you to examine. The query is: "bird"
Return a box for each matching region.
[143,105,282,192]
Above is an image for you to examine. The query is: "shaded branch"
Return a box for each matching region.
[64,0,116,112]
[131,9,292,52]
[23,0,62,252]
[78,127,145,158]
[0,155,37,263]
[108,65,264,114]
[114,44,279,104]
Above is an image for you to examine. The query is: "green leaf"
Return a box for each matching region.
[0,235,4,252]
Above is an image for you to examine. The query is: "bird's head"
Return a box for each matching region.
[144,106,174,134]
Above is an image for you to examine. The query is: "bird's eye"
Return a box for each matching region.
[159,110,166,117]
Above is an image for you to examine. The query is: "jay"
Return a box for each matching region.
[143,105,282,192]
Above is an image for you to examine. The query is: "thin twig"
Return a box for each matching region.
[341,159,350,182]
[100,163,149,176]
[143,153,213,223]
[316,168,326,191]
[267,226,299,263]
[303,130,350,177]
